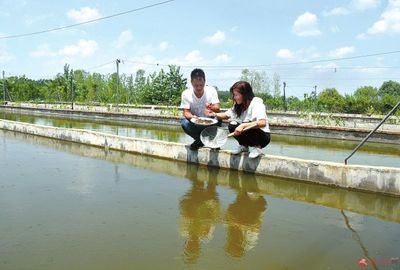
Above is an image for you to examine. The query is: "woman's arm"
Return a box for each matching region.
[234,119,266,136]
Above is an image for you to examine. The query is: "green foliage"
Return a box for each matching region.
[310,113,345,126]
[378,93,399,113]
[2,65,399,117]
[217,91,231,102]
[317,88,345,112]
[378,80,400,98]
[287,96,302,111]
[137,65,186,105]
[343,86,379,114]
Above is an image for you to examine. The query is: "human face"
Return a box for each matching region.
[232,88,243,105]
[191,78,205,94]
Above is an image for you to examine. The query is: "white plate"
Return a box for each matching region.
[190,117,218,126]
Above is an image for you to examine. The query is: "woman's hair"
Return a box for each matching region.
[230,81,255,117]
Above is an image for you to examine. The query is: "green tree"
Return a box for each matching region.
[344,86,378,114]
[137,65,186,105]
[317,88,345,112]
[377,81,400,113]
[378,80,400,97]
[165,65,187,105]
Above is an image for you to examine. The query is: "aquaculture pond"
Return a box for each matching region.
[1,129,400,270]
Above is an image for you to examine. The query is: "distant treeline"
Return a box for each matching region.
[1,64,399,116]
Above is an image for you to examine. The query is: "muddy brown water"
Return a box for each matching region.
[1,129,400,269]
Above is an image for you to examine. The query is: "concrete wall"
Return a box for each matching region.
[4,102,400,131]
[1,119,399,196]
[2,105,400,144]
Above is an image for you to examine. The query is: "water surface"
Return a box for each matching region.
[1,130,400,270]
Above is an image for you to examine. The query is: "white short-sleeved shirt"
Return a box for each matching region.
[180,85,220,117]
[225,97,270,132]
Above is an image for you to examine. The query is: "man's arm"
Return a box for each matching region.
[183,108,194,120]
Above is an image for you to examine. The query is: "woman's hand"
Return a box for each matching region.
[234,124,245,136]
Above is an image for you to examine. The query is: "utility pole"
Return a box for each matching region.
[116,59,121,105]
[2,71,5,104]
[283,82,287,112]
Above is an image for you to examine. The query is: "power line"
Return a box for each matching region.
[122,50,400,69]
[85,61,116,71]
[0,0,175,39]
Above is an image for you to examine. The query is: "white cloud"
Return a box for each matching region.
[114,30,133,49]
[292,12,321,36]
[368,20,388,34]
[67,7,101,23]
[323,7,349,16]
[127,54,158,71]
[313,63,339,73]
[355,67,384,75]
[213,54,231,63]
[389,0,400,8]
[203,30,226,45]
[328,46,355,58]
[185,50,203,63]
[351,0,381,10]
[30,44,57,57]
[367,7,400,34]
[0,50,14,63]
[159,41,168,51]
[276,49,294,59]
[59,39,98,57]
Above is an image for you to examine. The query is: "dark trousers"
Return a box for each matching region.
[228,122,271,148]
[181,118,221,142]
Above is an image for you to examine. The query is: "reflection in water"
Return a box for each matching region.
[224,191,267,258]
[225,172,267,258]
[179,166,220,263]
[179,167,268,262]
[341,210,378,270]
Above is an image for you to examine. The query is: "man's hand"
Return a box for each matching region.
[204,103,218,117]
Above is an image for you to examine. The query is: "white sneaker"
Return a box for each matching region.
[249,147,263,158]
[231,145,249,155]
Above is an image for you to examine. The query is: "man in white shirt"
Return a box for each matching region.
[180,69,220,150]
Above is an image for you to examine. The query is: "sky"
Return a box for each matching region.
[1,0,400,98]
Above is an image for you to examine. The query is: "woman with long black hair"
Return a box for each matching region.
[207,81,271,158]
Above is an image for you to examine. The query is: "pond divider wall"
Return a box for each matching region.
[1,105,399,144]
[1,119,399,196]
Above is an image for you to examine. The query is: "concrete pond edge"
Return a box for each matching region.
[1,119,399,196]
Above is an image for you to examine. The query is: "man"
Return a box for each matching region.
[180,68,220,150]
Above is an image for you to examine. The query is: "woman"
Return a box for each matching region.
[207,81,271,158]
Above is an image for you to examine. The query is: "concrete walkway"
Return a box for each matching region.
[1,119,399,196]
